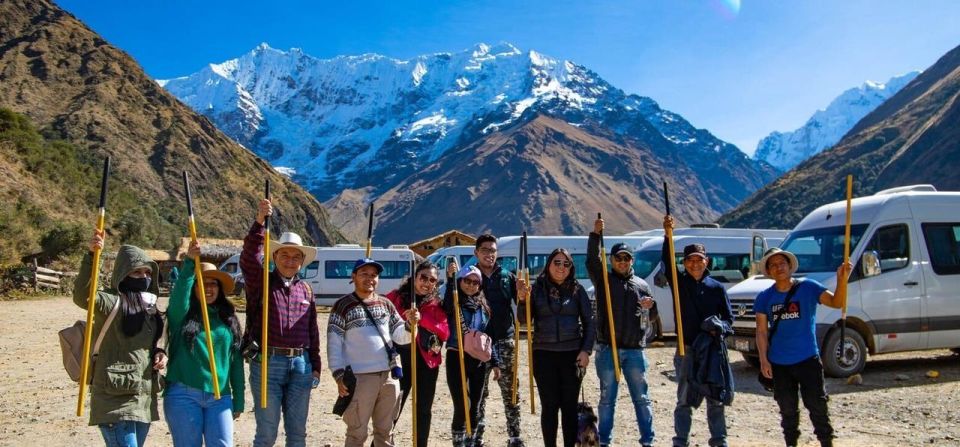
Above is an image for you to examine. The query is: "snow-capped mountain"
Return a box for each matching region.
[754,71,920,171]
[161,43,776,212]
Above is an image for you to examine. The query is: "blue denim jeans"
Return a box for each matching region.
[98,420,150,447]
[249,353,314,447]
[673,353,727,447]
[163,382,234,446]
[595,344,654,445]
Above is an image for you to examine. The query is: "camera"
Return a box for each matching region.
[241,339,260,363]
[387,346,403,380]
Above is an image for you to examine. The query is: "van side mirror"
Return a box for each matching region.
[654,265,668,288]
[861,250,881,278]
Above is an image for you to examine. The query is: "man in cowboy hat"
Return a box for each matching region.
[662,215,733,447]
[240,198,321,447]
[327,258,415,446]
[755,247,851,447]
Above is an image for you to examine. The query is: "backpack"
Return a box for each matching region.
[463,329,493,362]
[59,301,120,383]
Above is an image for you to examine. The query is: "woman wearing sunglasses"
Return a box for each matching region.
[384,259,449,447]
[518,248,596,447]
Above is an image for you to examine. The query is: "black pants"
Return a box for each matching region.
[772,356,834,447]
[395,344,439,447]
[446,349,488,434]
[533,349,583,447]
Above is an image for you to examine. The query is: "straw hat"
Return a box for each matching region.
[267,232,318,262]
[759,248,799,277]
[199,262,235,293]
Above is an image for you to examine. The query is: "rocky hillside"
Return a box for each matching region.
[721,44,960,228]
[0,0,344,262]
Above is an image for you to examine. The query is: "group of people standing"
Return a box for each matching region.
[73,199,852,447]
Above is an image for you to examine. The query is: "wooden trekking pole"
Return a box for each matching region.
[183,171,221,399]
[511,233,523,406]
[260,180,271,408]
[597,213,622,381]
[663,183,686,356]
[522,232,536,414]
[450,258,472,436]
[77,156,110,417]
[365,202,374,258]
[840,175,854,354]
[410,259,418,446]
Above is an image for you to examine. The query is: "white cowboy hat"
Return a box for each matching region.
[759,247,799,277]
[267,232,317,262]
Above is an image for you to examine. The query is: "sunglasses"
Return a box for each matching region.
[461,278,481,286]
[551,259,573,268]
[417,274,438,284]
[613,254,632,262]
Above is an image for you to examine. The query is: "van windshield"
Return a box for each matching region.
[632,250,663,279]
[779,224,868,274]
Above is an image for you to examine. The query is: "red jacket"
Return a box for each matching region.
[386,289,449,368]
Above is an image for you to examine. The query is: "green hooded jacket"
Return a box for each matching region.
[73,245,161,426]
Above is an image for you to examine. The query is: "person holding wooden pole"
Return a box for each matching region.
[443,264,501,447]
[385,259,449,447]
[240,197,321,447]
[586,217,658,447]
[164,240,245,446]
[471,234,525,447]
[754,178,853,447]
[662,213,734,447]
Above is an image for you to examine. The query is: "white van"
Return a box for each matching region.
[301,244,416,306]
[629,229,788,335]
[220,245,416,306]
[726,185,960,377]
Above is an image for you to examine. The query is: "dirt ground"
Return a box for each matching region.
[1,297,959,447]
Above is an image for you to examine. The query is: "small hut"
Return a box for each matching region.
[408,230,476,258]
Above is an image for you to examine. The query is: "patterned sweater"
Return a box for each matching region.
[327,293,411,380]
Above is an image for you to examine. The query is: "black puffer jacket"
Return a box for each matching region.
[530,278,596,353]
[587,232,659,349]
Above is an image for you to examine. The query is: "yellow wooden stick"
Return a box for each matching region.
[77,157,110,417]
[77,209,105,417]
[410,262,418,446]
[524,267,535,414]
[261,181,271,408]
[188,217,220,399]
[665,226,685,357]
[597,215,622,381]
[451,278,472,436]
[183,171,220,399]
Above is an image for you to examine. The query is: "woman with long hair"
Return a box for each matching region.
[385,259,449,446]
[519,248,596,447]
[444,263,501,447]
[163,240,245,446]
[73,230,166,447]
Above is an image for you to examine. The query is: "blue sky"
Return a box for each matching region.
[57,0,960,155]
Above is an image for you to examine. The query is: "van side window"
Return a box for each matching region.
[324,260,411,279]
[922,223,960,275]
[300,261,320,279]
[862,224,910,273]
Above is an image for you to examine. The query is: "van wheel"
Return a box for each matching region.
[822,328,867,378]
[741,353,761,369]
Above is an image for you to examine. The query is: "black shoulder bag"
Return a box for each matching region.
[758,280,800,392]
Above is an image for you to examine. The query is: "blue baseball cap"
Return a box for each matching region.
[352,258,384,274]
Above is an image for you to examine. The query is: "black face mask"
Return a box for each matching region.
[119,276,151,293]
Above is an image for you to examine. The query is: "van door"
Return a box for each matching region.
[856,222,924,353]
[919,222,960,349]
